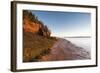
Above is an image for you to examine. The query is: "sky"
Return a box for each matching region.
[31,10,91,37]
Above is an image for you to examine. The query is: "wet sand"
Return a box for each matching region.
[40,38,90,61]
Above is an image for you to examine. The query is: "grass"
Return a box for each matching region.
[23,32,57,62]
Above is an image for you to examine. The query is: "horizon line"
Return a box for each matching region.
[51,35,91,38]
[63,36,91,38]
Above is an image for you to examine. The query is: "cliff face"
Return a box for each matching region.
[23,10,51,37]
[23,10,55,62]
[23,18,40,33]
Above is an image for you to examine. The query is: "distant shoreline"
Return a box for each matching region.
[51,36,91,38]
[63,36,91,38]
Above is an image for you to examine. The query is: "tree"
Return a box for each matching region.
[38,25,51,37]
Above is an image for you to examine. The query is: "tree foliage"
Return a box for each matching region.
[23,10,51,37]
[23,10,43,24]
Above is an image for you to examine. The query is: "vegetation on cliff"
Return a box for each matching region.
[23,10,51,37]
[23,10,57,62]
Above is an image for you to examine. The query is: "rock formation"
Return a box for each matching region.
[23,10,51,37]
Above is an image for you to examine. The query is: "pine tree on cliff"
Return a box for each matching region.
[38,25,51,38]
[23,10,51,37]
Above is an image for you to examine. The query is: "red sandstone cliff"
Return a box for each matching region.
[23,10,51,37]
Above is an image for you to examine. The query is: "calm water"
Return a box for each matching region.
[64,37,91,52]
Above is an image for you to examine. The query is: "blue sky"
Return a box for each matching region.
[31,10,91,37]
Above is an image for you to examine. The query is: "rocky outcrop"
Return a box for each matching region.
[23,10,51,37]
[23,18,40,32]
[38,25,51,38]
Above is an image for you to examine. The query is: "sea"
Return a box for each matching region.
[64,37,91,52]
